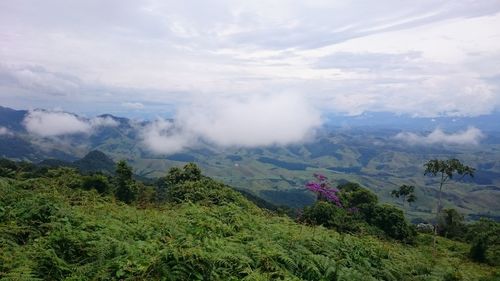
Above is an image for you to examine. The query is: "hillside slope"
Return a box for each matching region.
[0,173,497,280]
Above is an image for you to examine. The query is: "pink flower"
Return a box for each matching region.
[305,176,342,207]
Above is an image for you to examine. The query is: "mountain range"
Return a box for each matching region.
[1,105,499,221]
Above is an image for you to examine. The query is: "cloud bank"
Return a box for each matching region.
[1,1,500,118]
[23,110,119,137]
[141,94,322,154]
[394,127,485,146]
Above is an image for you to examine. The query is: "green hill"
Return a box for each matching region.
[0,164,498,280]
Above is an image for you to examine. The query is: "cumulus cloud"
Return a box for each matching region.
[23,110,119,137]
[122,102,145,109]
[141,94,322,154]
[0,126,13,136]
[394,127,485,146]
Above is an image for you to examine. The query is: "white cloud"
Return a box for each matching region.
[23,110,119,137]
[0,126,13,136]
[122,102,145,109]
[394,127,485,146]
[23,110,92,137]
[141,94,322,154]
[141,119,195,154]
[90,116,120,127]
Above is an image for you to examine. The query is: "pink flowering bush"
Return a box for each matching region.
[305,173,342,207]
[301,174,416,242]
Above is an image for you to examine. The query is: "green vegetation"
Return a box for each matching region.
[467,219,500,265]
[114,160,138,204]
[301,179,416,243]
[0,160,499,280]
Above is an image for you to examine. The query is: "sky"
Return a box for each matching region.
[1,1,499,153]
[1,0,500,119]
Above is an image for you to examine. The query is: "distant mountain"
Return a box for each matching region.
[39,150,115,175]
[0,135,39,159]
[73,150,116,174]
[0,106,28,132]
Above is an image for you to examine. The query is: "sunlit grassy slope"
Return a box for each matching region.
[0,176,498,281]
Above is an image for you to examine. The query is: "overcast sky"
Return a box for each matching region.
[1,0,500,119]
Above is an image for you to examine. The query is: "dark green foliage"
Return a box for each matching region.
[302,201,340,226]
[338,182,378,218]
[470,236,488,264]
[167,178,247,207]
[164,162,202,186]
[0,166,15,178]
[115,160,133,181]
[114,160,137,203]
[368,204,416,243]
[82,174,111,194]
[0,158,18,172]
[337,182,364,192]
[466,219,500,265]
[437,208,466,240]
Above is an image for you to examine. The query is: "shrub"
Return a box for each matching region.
[467,219,500,265]
[46,168,84,189]
[302,201,341,227]
[82,174,111,194]
[368,204,416,243]
[114,161,138,203]
[164,163,202,186]
[167,178,244,206]
[338,183,378,220]
[438,208,466,240]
